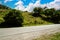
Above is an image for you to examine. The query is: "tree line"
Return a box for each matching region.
[32,7,60,23]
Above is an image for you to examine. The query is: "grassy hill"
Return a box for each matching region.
[22,12,53,26]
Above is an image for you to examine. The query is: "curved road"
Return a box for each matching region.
[0,24,60,40]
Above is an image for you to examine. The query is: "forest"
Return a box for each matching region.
[0,4,60,28]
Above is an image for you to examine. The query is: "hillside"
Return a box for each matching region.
[0,4,23,27]
[0,4,60,27]
[22,12,53,26]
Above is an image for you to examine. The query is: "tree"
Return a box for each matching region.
[44,8,55,18]
[54,10,60,23]
[0,9,23,27]
[32,7,43,17]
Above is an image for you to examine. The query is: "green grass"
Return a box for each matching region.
[22,12,53,27]
[33,32,60,40]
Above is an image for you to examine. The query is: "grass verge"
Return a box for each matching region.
[33,32,60,40]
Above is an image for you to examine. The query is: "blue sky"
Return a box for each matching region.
[40,0,54,4]
[0,0,60,12]
[0,0,54,8]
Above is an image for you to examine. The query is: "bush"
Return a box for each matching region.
[0,9,23,27]
[0,18,5,24]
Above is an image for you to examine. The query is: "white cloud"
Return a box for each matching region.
[4,0,13,3]
[15,0,41,12]
[34,0,40,7]
[24,0,41,12]
[15,1,23,5]
[45,0,60,10]
[15,0,60,12]
[24,3,34,12]
[15,1,25,11]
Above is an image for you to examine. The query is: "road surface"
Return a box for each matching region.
[0,24,60,40]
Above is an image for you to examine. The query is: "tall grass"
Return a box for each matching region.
[33,32,60,40]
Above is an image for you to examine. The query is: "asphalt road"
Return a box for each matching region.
[0,24,60,40]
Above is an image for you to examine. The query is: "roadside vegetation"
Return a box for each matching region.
[0,4,60,27]
[33,32,60,40]
[22,11,53,26]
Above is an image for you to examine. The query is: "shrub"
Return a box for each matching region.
[0,9,23,27]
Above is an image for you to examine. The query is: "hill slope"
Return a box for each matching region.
[22,12,53,26]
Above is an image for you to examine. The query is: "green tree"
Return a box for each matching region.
[44,8,55,18]
[0,9,23,27]
[32,7,43,17]
[54,10,60,23]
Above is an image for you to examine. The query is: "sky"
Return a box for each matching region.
[0,0,60,12]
